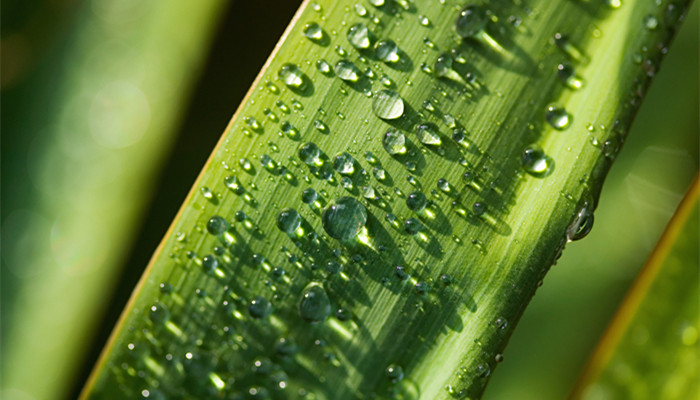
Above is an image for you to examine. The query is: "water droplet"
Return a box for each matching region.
[314,119,329,133]
[437,178,451,192]
[200,186,214,199]
[604,0,622,9]
[365,151,378,164]
[405,217,423,235]
[149,303,170,325]
[495,354,504,363]
[566,202,594,241]
[248,296,271,319]
[239,158,253,171]
[556,63,584,90]
[202,255,219,273]
[643,14,659,30]
[260,154,276,170]
[406,191,428,212]
[303,22,324,41]
[373,90,404,120]
[416,123,441,145]
[383,129,407,154]
[277,208,301,234]
[298,283,331,323]
[333,152,355,174]
[369,0,385,6]
[494,316,508,330]
[302,188,318,204]
[347,23,371,49]
[335,308,352,321]
[335,60,361,82]
[373,167,386,181]
[341,177,354,189]
[476,364,491,377]
[322,197,368,241]
[441,274,454,285]
[375,39,400,63]
[419,15,431,26]
[354,3,368,16]
[206,216,230,236]
[278,63,306,89]
[545,105,572,130]
[362,185,377,199]
[435,53,466,84]
[325,260,343,274]
[316,59,333,75]
[298,142,321,165]
[554,33,586,63]
[472,202,487,217]
[386,364,404,382]
[521,146,554,177]
[415,281,431,294]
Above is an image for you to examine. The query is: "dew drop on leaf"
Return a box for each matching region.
[373,90,404,120]
[322,197,368,241]
[298,283,331,323]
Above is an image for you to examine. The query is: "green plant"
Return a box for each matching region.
[2,0,696,399]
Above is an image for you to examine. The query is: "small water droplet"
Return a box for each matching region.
[322,197,368,241]
[333,152,355,174]
[202,254,219,273]
[278,63,306,89]
[248,296,271,319]
[383,129,407,154]
[303,22,324,41]
[354,3,368,16]
[521,146,554,177]
[335,60,361,82]
[566,201,594,241]
[277,208,301,234]
[604,0,622,9]
[302,188,318,204]
[554,33,586,63]
[369,0,385,6]
[347,23,371,49]
[206,216,230,236]
[298,142,321,165]
[298,282,331,323]
[419,15,431,26]
[362,185,377,199]
[435,53,466,84]
[200,186,214,199]
[476,364,491,377]
[373,89,404,120]
[405,217,423,235]
[386,364,404,382]
[149,303,170,325]
[416,123,441,145]
[556,63,584,90]
[375,39,400,63]
[239,158,253,171]
[643,14,659,30]
[406,191,428,212]
[316,59,333,75]
[545,105,572,130]
[373,167,386,181]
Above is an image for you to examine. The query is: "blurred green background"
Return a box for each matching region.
[1,1,697,400]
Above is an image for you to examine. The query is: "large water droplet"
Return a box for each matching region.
[298,283,331,323]
[545,105,572,130]
[347,23,371,49]
[335,60,360,82]
[277,208,301,234]
[383,129,407,154]
[521,146,553,177]
[278,63,305,89]
[322,197,368,241]
[375,39,400,63]
[416,123,441,145]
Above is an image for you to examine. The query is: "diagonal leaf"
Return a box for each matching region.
[570,176,699,400]
[80,0,692,399]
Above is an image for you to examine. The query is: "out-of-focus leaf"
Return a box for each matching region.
[571,176,699,400]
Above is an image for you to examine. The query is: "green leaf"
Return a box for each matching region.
[80,0,692,399]
[1,2,226,399]
[571,177,699,399]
